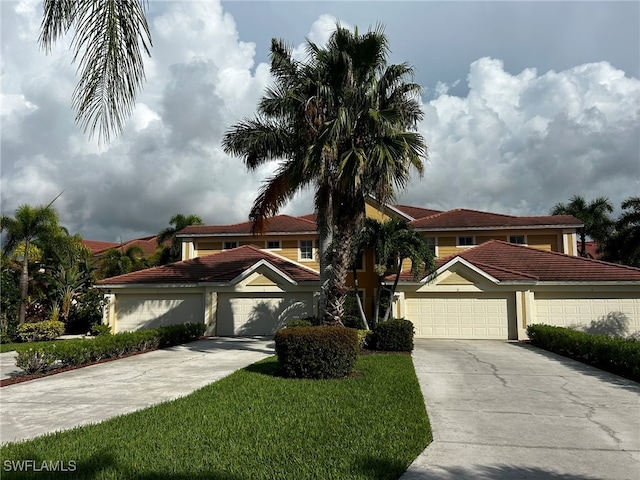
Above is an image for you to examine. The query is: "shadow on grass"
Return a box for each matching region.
[400,463,602,480]
[510,342,640,391]
[243,358,281,377]
[353,455,409,480]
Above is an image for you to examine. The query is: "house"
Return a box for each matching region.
[83,235,162,259]
[97,199,640,339]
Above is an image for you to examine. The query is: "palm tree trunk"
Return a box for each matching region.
[352,265,369,329]
[18,239,30,325]
[382,257,403,322]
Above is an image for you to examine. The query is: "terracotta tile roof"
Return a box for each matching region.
[97,245,319,285]
[178,215,317,236]
[298,213,317,223]
[584,241,604,260]
[83,236,163,257]
[436,241,640,282]
[393,204,442,220]
[410,209,582,230]
[82,240,120,255]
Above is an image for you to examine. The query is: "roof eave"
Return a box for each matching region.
[413,224,582,232]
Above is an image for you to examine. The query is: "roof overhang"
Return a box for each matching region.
[176,231,317,238]
[413,224,582,232]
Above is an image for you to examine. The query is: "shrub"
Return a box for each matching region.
[342,314,367,330]
[527,324,640,382]
[274,326,358,379]
[286,319,313,328]
[357,329,372,349]
[372,319,415,352]
[15,348,58,374]
[13,323,205,375]
[16,321,65,342]
[91,323,112,336]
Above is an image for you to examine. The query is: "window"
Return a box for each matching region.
[299,240,313,260]
[425,237,437,256]
[457,236,475,247]
[223,241,237,250]
[509,235,526,245]
[266,240,281,249]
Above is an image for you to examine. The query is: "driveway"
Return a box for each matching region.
[0,337,274,445]
[402,340,640,480]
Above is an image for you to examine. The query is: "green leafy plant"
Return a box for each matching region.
[15,348,58,374]
[527,324,640,381]
[372,319,415,352]
[286,319,313,328]
[90,323,112,336]
[16,320,65,342]
[274,326,358,379]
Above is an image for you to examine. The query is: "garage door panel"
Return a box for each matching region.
[217,293,314,335]
[116,293,203,332]
[406,294,511,339]
[534,295,640,336]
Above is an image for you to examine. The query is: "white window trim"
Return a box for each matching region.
[508,234,528,246]
[456,236,476,248]
[425,236,438,258]
[223,241,238,250]
[265,240,282,250]
[298,239,315,262]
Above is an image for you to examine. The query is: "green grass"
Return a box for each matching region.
[0,354,431,480]
[0,339,71,354]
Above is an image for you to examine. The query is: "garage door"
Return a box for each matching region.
[217,293,314,335]
[405,293,512,339]
[534,294,640,335]
[115,293,204,333]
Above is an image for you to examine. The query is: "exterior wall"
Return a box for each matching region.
[527,234,557,252]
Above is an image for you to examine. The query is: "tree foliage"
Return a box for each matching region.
[602,196,640,267]
[223,23,426,322]
[155,213,203,265]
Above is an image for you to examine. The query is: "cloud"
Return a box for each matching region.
[403,57,640,216]
[1,2,638,244]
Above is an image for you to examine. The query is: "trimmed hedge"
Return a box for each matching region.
[14,323,205,375]
[274,326,358,379]
[527,324,640,382]
[372,319,415,352]
[16,321,65,342]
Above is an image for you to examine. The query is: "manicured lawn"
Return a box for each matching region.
[0,339,70,354]
[0,354,430,479]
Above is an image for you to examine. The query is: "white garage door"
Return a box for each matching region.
[534,294,640,336]
[406,293,512,339]
[217,293,314,335]
[115,293,204,333]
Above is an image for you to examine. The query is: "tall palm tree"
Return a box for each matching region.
[39,0,152,142]
[98,245,147,279]
[1,204,60,324]
[603,196,640,267]
[550,195,614,257]
[156,213,203,264]
[223,24,426,322]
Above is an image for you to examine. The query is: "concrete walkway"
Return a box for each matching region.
[401,340,640,480]
[0,337,274,445]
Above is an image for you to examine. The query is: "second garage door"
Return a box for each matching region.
[405,293,513,339]
[217,293,315,335]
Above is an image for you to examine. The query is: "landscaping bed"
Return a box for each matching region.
[0,354,431,480]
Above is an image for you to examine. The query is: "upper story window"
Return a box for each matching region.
[266,240,281,249]
[509,235,526,245]
[457,236,475,247]
[223,241,238,250]
[425,237,437,256]
[299,240,313,260]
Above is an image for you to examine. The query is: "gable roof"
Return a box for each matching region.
[410,209,582,231]
[393,240,640,283]
[393,204,442,220]
[82,235,162,257]
[82,240,120,255]
[177,214,317,236]
[96,245,319,286]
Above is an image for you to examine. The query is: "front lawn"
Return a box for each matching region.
[0,354,431,479]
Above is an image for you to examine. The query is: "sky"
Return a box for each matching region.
[1,0,639,242]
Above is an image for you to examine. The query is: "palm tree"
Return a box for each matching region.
[1,204,60,324]
[355,218,434,326]
[156,214,203,264]
[603,196,640,267]
[550,195,614,257]
[98,245,147,279]
[39,0,152,142]
[223,24,426,323]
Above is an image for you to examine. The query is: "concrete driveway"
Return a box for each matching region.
[0,337,274,445]
[401,340,640,480]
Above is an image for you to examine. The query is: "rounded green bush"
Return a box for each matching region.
[16,320,65,342]
[286,319,313,328]
[372,319,415,352]
[274,326,359,379]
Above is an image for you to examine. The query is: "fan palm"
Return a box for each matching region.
[1,203,60,324]
[39,0,152,142]
[223,24,426,322]
[551,195,614,257]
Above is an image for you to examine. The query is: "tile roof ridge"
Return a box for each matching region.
[294,214,318,225]
[447,208,518,218]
